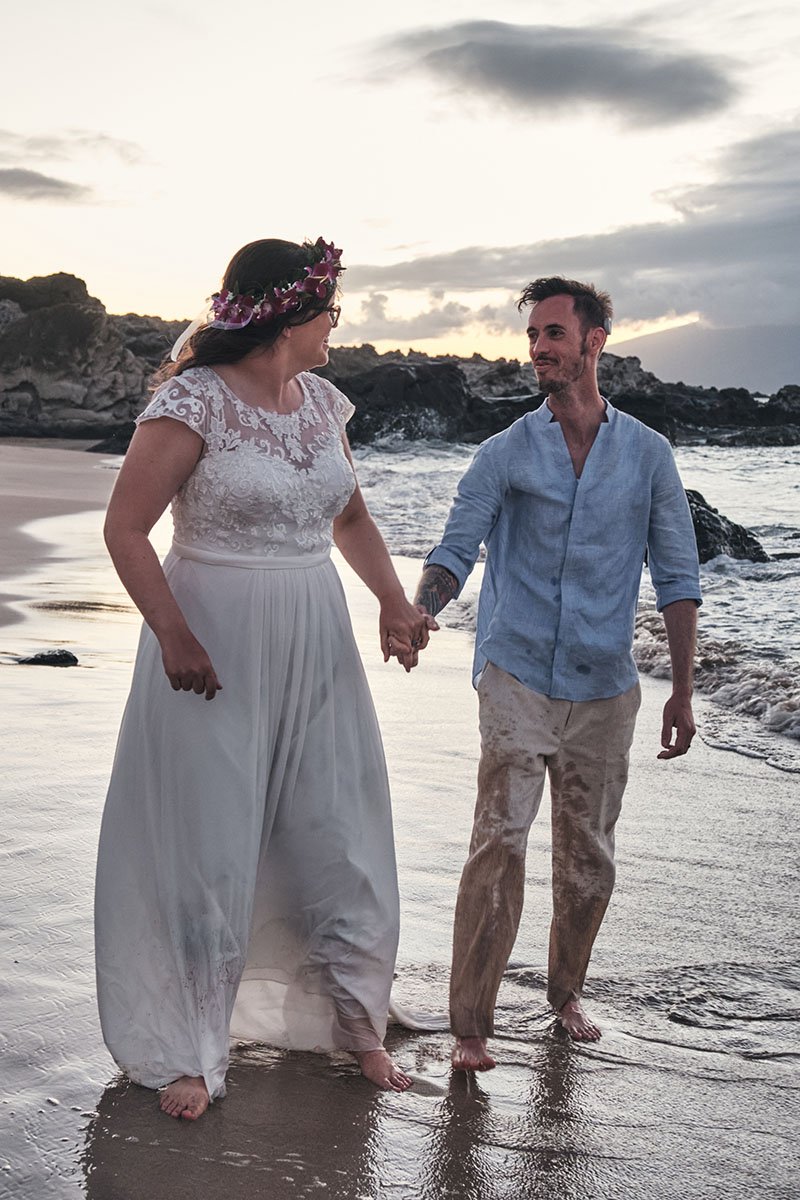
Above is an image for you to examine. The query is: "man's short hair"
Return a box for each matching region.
[518,277,613,333]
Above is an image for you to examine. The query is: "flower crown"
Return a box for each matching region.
[210,238,343,331]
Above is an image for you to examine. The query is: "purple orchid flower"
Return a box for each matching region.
[211,290,256,330]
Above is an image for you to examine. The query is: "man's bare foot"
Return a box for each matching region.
[355,1048,412,1092]
[451,1036,496,1071]
[557,998,601,1042]
[159,1075,210,1120]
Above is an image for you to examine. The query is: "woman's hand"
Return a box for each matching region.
[332,434,438,672]
[160,629,223,700]
[380,592,439,672]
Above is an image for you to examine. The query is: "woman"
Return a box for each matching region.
[95,237,430,1120]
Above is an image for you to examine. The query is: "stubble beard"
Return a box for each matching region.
[539,348,588,398]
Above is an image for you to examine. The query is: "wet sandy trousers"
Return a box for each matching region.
[450,663,641,1036]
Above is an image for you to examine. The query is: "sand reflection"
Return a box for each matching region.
[82,1034,604,1200]
[416,1036,605,1200]
[82,1047,382,1199]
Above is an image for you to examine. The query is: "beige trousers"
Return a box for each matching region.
[450,662,641,1037]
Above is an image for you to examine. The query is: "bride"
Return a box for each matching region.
[95,237,432,1119]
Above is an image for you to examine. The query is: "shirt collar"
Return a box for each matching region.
[533,397,615,426]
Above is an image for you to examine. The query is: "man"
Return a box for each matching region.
[413,277,701,1071]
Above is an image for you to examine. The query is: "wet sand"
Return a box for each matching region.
[0,441,113,627]
[1,441,798,1200]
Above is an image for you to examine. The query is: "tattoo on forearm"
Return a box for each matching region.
[414,565,458,617]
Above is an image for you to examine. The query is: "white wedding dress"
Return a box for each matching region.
[95,366,401,1101]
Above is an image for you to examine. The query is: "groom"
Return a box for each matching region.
[412,276,701,1069]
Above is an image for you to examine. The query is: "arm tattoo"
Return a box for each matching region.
[414,564,459,617]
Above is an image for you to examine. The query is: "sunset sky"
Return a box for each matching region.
[2,0,798,363]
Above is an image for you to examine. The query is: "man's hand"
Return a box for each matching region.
[660,599,698,758]
[380,591,437,672]
[390,606,439,671]
[658,692,695,759]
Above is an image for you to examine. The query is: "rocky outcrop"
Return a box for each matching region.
[323,349,686,444]
[0,275,181,436]
[0,272,101,312]
[706,425,800,447]
[325,346,799,448]
[766,385,800,423]
[342,361,472,443]
[1,271,798,447]
[108,313,185,368]
[686,490,769,563]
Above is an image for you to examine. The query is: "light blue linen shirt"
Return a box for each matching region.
[426,400,702,701]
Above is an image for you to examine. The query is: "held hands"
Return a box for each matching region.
[160,628,222,701]
[658,691,695,759]
[380,594,439,673]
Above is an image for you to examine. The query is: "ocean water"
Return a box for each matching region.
[1,443,799,1199]
[352,439,800,772]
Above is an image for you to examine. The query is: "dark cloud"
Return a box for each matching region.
[0,168,92,202]
[0,128,143,165]
[0,127,141,205]
[347,124,800,329]
[377,20,737,127]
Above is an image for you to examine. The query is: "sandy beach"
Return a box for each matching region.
[1,441,798,1200]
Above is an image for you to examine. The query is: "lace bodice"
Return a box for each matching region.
[137,367,356,558]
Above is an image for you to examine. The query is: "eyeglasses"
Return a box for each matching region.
[326,305,341,328]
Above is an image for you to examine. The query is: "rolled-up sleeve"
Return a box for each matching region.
[647,444,703,611]
[425,441,505,596]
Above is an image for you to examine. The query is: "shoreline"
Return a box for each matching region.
[0,441,116,627]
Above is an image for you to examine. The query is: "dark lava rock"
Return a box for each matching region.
[686,490,769,563]
[334,361,475,444]
[87,422,136,454]
[108,313,186,368]
[765,384,800,423]
[609,393,675,441]
[0,272,102,313]
[0,297,150,437]
[705,387,763,426]
[0,274,187,438]
[460,393,539,443]
[323,344,397,380]
[18,648,79,666]
[706,425,800,447]
[1,272,797,446]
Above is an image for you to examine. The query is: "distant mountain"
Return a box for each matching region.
[610,324,799,394]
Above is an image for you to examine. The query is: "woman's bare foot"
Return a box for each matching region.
[159,1075,210,1120]
[355,1048,412,1092]
[558,998,601,1041]
[451,1036,496,1071]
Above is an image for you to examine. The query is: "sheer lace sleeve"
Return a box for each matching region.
[315,376,355,432]
[136,374,209,438]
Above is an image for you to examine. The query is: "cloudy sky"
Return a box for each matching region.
[1,0,798,363]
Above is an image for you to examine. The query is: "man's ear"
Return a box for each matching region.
[588,326,606,355]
